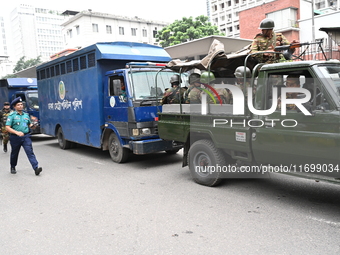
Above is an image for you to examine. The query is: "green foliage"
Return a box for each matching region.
[13,56,42,73]
[156,15,224,48]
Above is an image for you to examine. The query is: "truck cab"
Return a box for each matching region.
[0,78,40,134]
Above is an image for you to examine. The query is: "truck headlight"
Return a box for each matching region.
[141,128,151,135]
[132,129,139,136]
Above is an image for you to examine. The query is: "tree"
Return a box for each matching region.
[156,15,224,48]
[13,56,42,73]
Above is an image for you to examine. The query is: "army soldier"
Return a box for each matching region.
[250,18,298,63]
[5,97,42,175]
[162,74,185,104]
[183,73,202,104]
[200,71,230,104]
[0,102,12,152]
[277,74,301,110]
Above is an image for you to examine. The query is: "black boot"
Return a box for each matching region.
[3,144,7,153]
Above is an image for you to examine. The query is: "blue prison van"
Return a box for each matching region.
[0,78,40,134]
[36,42,182,163]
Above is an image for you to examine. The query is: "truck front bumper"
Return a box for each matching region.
[127,139,182,155]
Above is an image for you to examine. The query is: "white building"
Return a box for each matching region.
[9,4,65,63]
[61,10,169,49]
[0,16,14,78]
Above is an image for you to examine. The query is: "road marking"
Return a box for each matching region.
[308,216,340,227]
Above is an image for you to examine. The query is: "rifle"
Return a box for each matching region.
[274,42,327,60]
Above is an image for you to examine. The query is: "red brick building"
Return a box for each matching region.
[239,0,300,42]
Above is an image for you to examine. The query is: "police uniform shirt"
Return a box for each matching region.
[6,111,31,134]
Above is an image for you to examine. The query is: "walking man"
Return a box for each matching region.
[5,97,42,175]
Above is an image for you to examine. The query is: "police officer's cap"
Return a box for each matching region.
[11,97,22,107]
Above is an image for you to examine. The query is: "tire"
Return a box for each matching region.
[165,149,180,155]
[188,139,226,187]
[108,132,129,163]
[57,127,72,150]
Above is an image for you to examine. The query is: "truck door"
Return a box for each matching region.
[251,70,340,176]
[104,75,129,136]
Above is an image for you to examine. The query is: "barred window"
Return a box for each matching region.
[73,58,79,71]
[66,60,72,73]
[80,56,87,69]
[87,53,95,67]
[60,63,66,74]
[55,65,60,75]
[50,66,55,77]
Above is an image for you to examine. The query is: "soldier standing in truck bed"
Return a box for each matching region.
[250,18,298,64]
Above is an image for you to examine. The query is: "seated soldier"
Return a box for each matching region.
[200,71,230,104]
[162,74,185,104]
[183,73,201,104]
[277,74,301,110]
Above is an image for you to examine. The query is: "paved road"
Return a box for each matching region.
[1,135,340,254]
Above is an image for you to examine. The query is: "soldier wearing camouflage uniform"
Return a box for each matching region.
[162,74,185,104]
[250,18,293,64]
[200,71,230,104]
[0,102,12,152]
[183,73,201,104]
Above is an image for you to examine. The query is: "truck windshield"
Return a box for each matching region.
[129,70,188,100]
[26,92,39,110]
[318,65,340,100]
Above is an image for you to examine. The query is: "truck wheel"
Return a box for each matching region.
[109,132,129,163]
[57,127,72,150]
[188,139,226,187]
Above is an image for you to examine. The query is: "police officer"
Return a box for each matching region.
[5,97,42,175]
[0,101,12,152]
[250,18,298,63]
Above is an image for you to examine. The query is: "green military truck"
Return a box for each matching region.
[158,40,340,186]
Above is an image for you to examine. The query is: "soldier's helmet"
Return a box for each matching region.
[170,74,182,86]
[259,18,275,29]
[234,66,252,78]
[200,71,215,84]
[188,73,201,84]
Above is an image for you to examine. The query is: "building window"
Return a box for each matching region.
[92,23,99,32]
[267,8,297,30]
[142,29,147,37]
[315,0,326,9]
[228,1,232,6]
[131,28,137,36]
[153,30,158,38]
[68,29,73,38]
[106,25,112,34]
[119,27,124,35]
[75,26,80,35]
